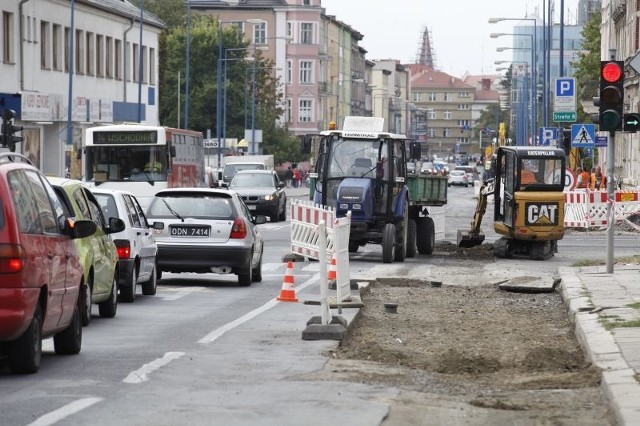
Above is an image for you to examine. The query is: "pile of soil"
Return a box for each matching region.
[320,277,612,425]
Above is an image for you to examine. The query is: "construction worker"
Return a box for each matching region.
[576,168,590,189]
[144,159,163,172]
[589,166,606,191]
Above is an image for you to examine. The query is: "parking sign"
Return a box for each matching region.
[554,78,576,112]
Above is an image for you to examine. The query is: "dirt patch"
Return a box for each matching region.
[321,278,612,425]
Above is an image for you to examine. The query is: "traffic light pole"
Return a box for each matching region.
[606,130,615,273]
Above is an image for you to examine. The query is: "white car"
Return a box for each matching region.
[448,170,469,187]
[92,189,163,302]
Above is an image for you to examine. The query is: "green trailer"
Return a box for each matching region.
[405,174,448,256]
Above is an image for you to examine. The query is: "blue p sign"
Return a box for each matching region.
[556,79,574,96]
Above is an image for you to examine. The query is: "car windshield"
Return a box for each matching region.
[230,173,274,188]
[148,194,234,219]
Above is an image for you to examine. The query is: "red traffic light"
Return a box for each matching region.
[602,62,623,83]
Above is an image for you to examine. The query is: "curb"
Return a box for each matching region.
[559,266,640,426]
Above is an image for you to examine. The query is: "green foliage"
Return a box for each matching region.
[572,12,601,102]
[474,103,509,140]
[129,0,186,28]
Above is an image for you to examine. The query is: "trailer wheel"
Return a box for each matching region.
[348,241,359,253]
[406,219,417,258]
[416,216,435,255]
[382,223,396,263]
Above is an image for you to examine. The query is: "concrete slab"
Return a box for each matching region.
[497,275,560,293]
[301,323,347,341]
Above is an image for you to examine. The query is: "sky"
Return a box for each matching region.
[320,0,581,78]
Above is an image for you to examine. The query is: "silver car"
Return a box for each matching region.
[146,188,266,286]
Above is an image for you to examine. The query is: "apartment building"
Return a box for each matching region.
[409,65,475,159]
[0,0,163,178]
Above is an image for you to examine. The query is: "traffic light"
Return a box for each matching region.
[1,109,23,152]
[598,60,624,131]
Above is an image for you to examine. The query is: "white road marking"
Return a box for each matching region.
[261,262,284,272]
[159,287,204,301]
[122,351,185,384]
[26,397,103,426]
[198,273,319,344]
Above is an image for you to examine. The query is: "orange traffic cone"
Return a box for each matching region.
[277,261,298,302]
[327,254,337,282]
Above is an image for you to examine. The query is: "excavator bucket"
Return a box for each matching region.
[457,229,485,248]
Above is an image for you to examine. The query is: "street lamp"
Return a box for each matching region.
[493,33,535,145]
[216,19,264,165]
[489,16,541,129]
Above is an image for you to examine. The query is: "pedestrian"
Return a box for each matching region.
[285,166,293,188]
[293,168,301,188]
[589,166,606,191]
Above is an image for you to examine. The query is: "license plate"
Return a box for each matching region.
[169,225,210,237]
[248,205,256,210]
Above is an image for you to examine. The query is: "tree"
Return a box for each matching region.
[129,0,186,28]
[572,12,601,123]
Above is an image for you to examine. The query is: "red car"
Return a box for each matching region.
[0,152,96,374]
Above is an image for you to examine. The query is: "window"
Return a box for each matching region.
[427,109,436,119]
[64,27,69,73]
[142,46,148,83]
[427,129,436,138]
[300,23,313,44]
[299,60,312,84]
[96,34,104,77]
[457,104,470,110]
[286,98,292,123]
[40,21,51,70]
[115,39,122,80]
[149,47,156,85]
[428,92,436,101]
[443,111,452,120]
[253,22,266,44]
[106,36,113,78]
[303,0,311,5]
[287,22,292,38]
[460,92,471,98]
[3,12,15,63]
[299,99,312,122]
[286,60,292,83]
[132,43,139,82]
[413,92,421,102]
[86,32,94,76]
[230,21,245,33]
[443,128,451,137]
[52,24,62,71]
[458,119,469,127]
[75,29,84,74]
[444,92,452,101]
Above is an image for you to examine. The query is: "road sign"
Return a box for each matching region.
[624,113,640,132]
[571,123,596,148]
[595,132,608,147]
[538,127,558,146]
[564,167,577,191]
[553,111,576,122]
[554,77,577,112]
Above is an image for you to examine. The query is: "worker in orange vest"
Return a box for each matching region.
[576,168,590,189]
[589,166,606,190]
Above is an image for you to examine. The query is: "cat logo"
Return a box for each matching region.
[525,203,559,226]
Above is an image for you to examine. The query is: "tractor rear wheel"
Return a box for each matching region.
[382,223,396,263]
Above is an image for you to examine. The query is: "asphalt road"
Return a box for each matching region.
[0,187,638,426]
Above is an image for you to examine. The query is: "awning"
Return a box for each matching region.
[237,139,248,148]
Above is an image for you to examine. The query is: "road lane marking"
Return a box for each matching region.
[198,273,319,344]
[122,351,185,384]
[159,287,205,301]
[26,397,103,426]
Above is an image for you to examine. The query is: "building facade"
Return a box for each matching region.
[0,0,163,178]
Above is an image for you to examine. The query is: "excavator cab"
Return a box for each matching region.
[458,146,566,260]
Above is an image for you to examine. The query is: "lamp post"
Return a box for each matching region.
[489,17,539,135]
[493,33,535,144]
[184,1,191,129]
[496,43,534,145]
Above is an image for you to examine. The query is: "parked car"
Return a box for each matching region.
[406,162,417,175]
[146,188,266,286]
[0,153,97,374]
[47,177,125,325]
[228,170,287,222]
[448,169,469,187]
[92,188,163,303]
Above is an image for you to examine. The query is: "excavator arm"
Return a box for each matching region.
[457,179,495,248]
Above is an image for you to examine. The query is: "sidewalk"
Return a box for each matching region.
[559,265,640,425]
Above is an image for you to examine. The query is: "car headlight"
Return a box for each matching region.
[264,194,276,201]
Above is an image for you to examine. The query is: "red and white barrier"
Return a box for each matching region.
[564,189,640,229]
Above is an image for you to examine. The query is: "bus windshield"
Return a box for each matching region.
[85,145,168,183]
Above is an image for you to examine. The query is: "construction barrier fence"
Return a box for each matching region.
[564,189,640,229]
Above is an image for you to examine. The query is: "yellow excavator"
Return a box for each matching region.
[457,146,566,260]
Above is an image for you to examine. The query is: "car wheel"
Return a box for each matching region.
[119,266,136,303]
[270,207,279,223]
[252,250,263,283]
[53,304,82,355]
[81,277,92,327]
[238,255,253,287]
[157,269,162,281]
[8,304,42,374]
[348,240,359,253]
[98,273,118,318]
[142,265,158,296]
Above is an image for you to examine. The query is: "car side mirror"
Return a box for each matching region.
[68,219,97,239]
[106,217,126,234]
[150,221,164,230]
[277,182,285,189]
[253,215,267,225]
